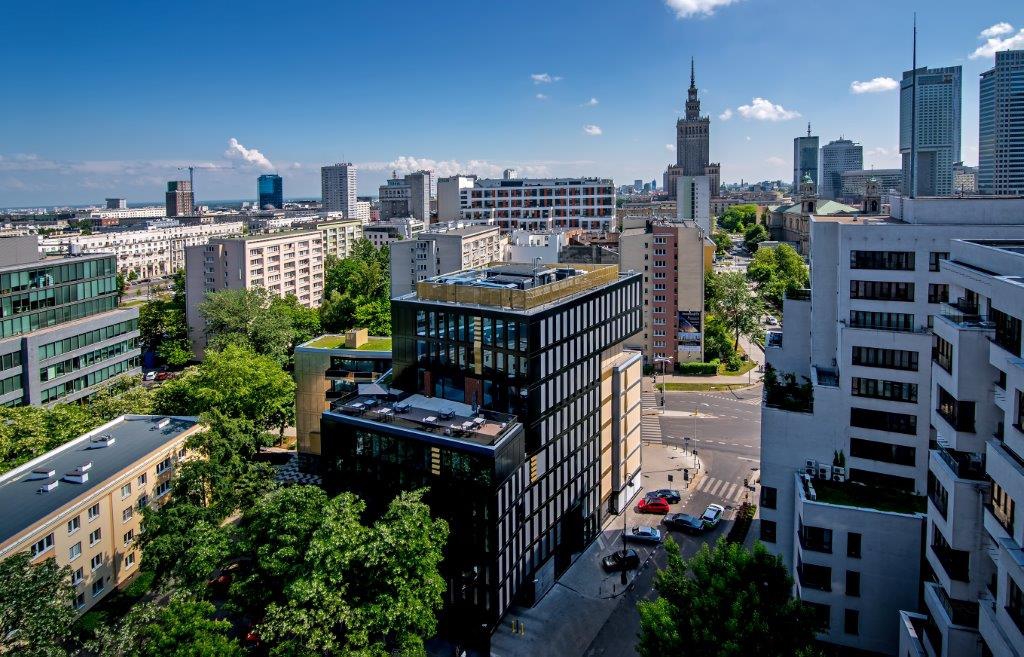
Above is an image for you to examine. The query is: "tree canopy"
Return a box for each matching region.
[746,244,809,310]
[743,223,769,252]
[88,597,242,657]
[707,271,764,344]
[320,240,392,336]
[138,270,191,367]
[197,288,320,364]
[716,204,758,233]
[637,539,822,657]
[0,552,76,657]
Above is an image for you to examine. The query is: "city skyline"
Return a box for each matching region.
[1,0,1021,206]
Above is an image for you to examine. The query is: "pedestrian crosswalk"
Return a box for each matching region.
[692,476,753,504]
[641,390,662,443]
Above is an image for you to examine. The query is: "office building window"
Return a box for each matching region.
[850,437,916,466]
[847,532,861,558]
[844,609,859,635]
[928,284,949,304]
[851,346,918,371]
[851,377,917,403]
[928,252,949,272]
[849,250,915,270]
[760,520,777,543]
[850,407,917,435]
[846,571,861,597]
[849,280,914,301]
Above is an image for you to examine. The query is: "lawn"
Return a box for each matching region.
[304,335,392,351]
[811,479,926,514]
[720,359,757,376]
[357,337,392,351]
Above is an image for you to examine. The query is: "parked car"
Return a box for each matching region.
[645,488,681,504]
[764,315,779,326]
[602,549,641,572]
[664,512,705,534]
[155,371,171,381]
[701,503,725,528]
[143,371,157,381]
[624,526,663,544]
[636,497,670,514]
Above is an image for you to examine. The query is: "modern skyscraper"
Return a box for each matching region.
[820,138,864,200]
[900,65,962,197]
[164,180,193,217]
[378,170,432,223]
[105,198,127,210]
[793,124,819,193]
[979,50,1024,195]
[257,174,283,209]
[665,59,711,199]
[320,163,357,217]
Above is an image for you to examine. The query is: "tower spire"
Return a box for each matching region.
[690,57,695,89]
[807,122,811,137]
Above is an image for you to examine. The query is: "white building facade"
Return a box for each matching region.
[389,225,505,297]
[321,163,358,217]
[440,177,615,232]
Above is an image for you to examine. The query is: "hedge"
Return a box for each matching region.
[676,362,719,376]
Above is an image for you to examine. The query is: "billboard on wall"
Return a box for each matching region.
[677,310,702,353]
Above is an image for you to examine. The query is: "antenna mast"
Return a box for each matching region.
[909,13,917,199]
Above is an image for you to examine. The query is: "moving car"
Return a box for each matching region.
[664,512,705,534]
[602,549,641,572]
[701,503,725,528]
[765,315,779,326]
[645,489,682,504]
[636,497,670,514]
[624,526,663,544]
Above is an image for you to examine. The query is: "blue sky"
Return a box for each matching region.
[1,0,1021,207]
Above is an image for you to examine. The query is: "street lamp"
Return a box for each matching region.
[693,402,709,468]
[654,356,672,407]
[622,473,636,558]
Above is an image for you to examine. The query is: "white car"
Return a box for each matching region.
[143,371,157,381]
[701,503,725,528]
[764,315,779,326]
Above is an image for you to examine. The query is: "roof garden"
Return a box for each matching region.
[808,478,926,515]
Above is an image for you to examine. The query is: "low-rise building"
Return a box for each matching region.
[0,415,202,614]
[840,169,904,201]
[363,217,424,249]
[389,224,504,297]
[185,230,325,357]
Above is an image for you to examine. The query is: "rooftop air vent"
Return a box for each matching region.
[29,467,56,480]
[156,418,171,429]
[89,434,116,448]
[64,462,93,484]
[38,480,59,493]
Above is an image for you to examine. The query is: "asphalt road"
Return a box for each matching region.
[581,386,762,657]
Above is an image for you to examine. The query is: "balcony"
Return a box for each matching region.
[797,562,832,592]
[930,541,970,582]
[940,301,994,329]
[786,288,811,301]
[936,446,986,481]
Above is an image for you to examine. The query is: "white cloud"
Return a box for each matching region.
[536,93,548,100]
[736,97,801,121]
[981,22,1014,38]
[224,138,273,171]
[664,0,743,19]
[665,144,676,151]
[970,23,1024,59]
[531,73,562,84]
[765,156,786,166]
[360,157,551,179]
[582,97,599,107]
[850,76,899,94]
[718,108,733,121]
[583,124,603,136]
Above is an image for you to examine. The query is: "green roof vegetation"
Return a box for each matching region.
[810,479,926,515]
[357,337,392,351]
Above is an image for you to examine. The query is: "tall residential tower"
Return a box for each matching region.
[321,163,358,217]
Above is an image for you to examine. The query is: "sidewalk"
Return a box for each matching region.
[655,335,767,386]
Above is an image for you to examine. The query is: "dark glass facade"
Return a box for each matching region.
[257,174,283,209]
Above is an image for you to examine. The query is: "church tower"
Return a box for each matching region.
[800,172,818,214]
[862,177,881,214]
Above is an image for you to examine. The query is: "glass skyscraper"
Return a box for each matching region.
[979,50,1024,195]
[257,174,283,209]
[793,125,818,193]
[900,66,962,197]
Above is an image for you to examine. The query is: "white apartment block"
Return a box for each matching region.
[896,237,1024,657]
[675,174,711,234]
[185,230,324,357]
[352,200,371,224]
[439,176,615,232]
[760,196,1024,655]
[40,221,244,279]
[505,229,567,265]
[389,225,505,297]
[317,218,363,260]
[363,217,424,249]
[321,163,357,217]
[83,207,165,222]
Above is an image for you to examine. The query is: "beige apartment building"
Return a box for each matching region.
[619,218,711,366]
[185,230,325,357]
[317,218,363,260]
[0,415,201,614]
[599,349,643,513]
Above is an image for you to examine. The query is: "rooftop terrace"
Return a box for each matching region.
[801,474,926,515]
[302,334,392,352]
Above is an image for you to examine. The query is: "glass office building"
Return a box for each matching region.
[257,174,283,209]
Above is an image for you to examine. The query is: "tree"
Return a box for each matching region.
[743,223,769,252]
[711,231,732,256]
[259,489,447,657]
[746,243,809,309]
[702,315,736,363]
[197,288,295,362]
[320,241,392,335]
[138,270,191,367]
[716,204,758,232]
[0,552,76,656]
[707,271,764,344]
[637,539,822,657]
[153,344,295,434]
[89,597,242,657]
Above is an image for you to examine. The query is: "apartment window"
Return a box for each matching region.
[1009,577,1024,634]
[156,457,172,475]
[928,284,949,304]
[847,532,861,558]
[798,560,832,591]
[155,481,171,497]
[122,507,133,523]
[136,494,149,511]
[67,516,80,534]
[799,519,832,553]
[928,471,949,519]
[850,407,917,435]
[849,250,915,270]
[844,609,860,635]
[124,552,136,570]
[850,437,916,466]
[1016,390,1024,432]
[805,602,831,630]
[137,473,147,487]
[87,503,100,520]
[68,542,82,561]
[936,385,975,433]
[91,580,104,597]
[849,280,914,301]
[851,346,918,371]
[760,486,777,510]
[990,480,1016,534]
[89,528,101,546]
[120,483,131,499]
[846,571,861,597]
[851,377,917,403]
[123,529,134,546]
[71,567,84,586]
[74,592,85,610]
[928,251,949,272]
[760,520,777,543]
[992,306,1022,356]
[90,554,103,571]
[933,336,953,374]
[849,310,914,332]
[30,533,54,557]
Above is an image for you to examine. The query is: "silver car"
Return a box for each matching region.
[624,525,663,544]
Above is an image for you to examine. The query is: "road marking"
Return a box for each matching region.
[737,456,759,462]
[724,483,738,500]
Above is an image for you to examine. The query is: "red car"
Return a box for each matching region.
[636,497,670,514]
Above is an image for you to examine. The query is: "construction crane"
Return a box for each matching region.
[176,162,234,199]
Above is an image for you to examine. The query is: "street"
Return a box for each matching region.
[492,383,762,657]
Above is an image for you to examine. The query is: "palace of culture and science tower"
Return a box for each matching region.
[664,59,720,199]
